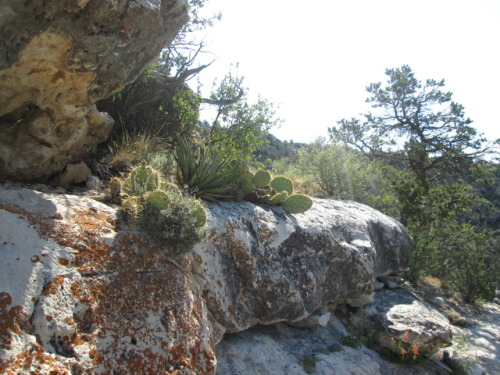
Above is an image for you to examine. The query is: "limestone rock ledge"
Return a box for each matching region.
[0,187,215,374]
[0,0,189,181]
[0,188,410,373]
[194,198,410,343]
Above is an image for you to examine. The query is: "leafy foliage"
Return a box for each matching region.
[203,71,282,164]
[329,65,491,224]
[329,65,498,301]
[291,138,398,215]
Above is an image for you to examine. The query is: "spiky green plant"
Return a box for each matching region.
[270,176,294,195]
[139,190,207,252]
[121,196,142,227]
[123,163,163,196]
[281,194,313,214]
[175,137,240,200]
[253,170,272,187]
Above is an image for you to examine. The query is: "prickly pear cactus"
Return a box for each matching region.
[281,194,313,214]
[270,176,294,195]
[263,191,289,205]
[253,170,272,187]
[124,163,163,196]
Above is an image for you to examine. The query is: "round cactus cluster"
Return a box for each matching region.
[123,162,163,196]
[111,163,207,252]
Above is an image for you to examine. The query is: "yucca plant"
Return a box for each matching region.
[175,137,242,201]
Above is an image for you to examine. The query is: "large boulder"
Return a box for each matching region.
[193,198,410,343]
[0,0,189,181]
[0,188,410,373]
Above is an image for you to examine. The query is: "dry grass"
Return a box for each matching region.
[105,131,170,172]
[420,276,443,288]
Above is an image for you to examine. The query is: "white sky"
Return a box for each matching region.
[191,0,500,144]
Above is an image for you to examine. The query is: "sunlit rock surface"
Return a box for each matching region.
[193,198,410,343]
[361,288,453,357]
[0,189,411,373]
[0,0,188,181]
[0,187,215,374]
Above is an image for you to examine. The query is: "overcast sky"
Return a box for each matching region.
[191,0,500,144]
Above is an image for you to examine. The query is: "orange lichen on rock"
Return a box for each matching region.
[42,276,64,296]
[58,258,70,266]
[78,233,217,374]
[0,292,25,350]
[0,343,75,375]
[1,192,216,374]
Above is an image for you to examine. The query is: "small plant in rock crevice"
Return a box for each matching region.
[340,312,374,349]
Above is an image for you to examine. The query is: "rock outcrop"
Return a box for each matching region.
[0,187,411,373]
[193,199,410,343]
[0,0,189,181]
[0,186,216,374]
[362,288,453,357]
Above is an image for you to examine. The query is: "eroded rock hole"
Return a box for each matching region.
[49,335,76,358]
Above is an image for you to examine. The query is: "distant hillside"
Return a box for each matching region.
[254,133,306,165]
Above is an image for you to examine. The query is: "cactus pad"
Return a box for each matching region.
[281,194,313,214]
[270,176,294,194]
[253,170,272,186]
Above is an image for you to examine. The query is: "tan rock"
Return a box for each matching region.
[0,0,189,181]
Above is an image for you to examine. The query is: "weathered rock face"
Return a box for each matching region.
[0,186,215,374]
[362,288,453,357]
[0,0,189,181]
[0,189,410,373]
[193,198,410,343]
[215,317,449,375]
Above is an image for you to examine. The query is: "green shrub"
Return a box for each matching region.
[408,222,499,302]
